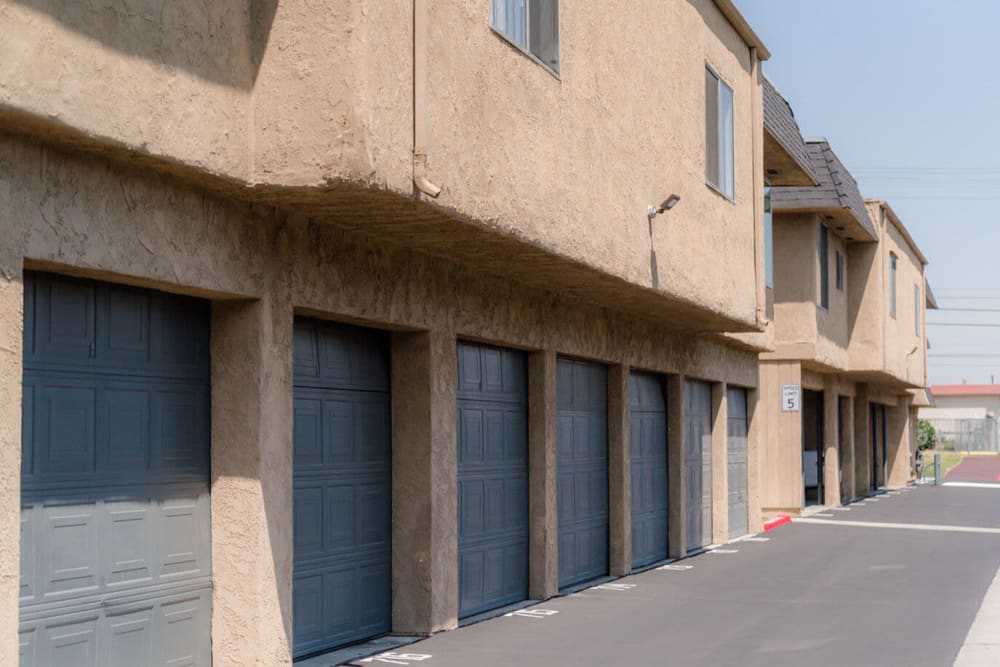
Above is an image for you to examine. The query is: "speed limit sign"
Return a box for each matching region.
[781,384,801,412]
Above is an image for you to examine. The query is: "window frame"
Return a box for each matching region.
[705,64,735,201]
[889,253,898,319]
[490,0,561,78]
[818,224,830,310]
[835,250,844,292]
[914,284,921,336]
[764,186,773,290]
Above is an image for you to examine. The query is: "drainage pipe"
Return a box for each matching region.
[413,0,442,198]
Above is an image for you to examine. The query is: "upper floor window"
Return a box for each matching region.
[835,251,844,291]
[818,224,829,310]
[889,253,898,318]
[492,0,560,75]
[914,284,921,336]
[705,66,735,199]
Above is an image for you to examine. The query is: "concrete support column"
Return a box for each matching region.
[823,387,841,507]
[0,253,23,667]
[608,364,631,576]
[886,397,914,488]
[667,375,687,559]
[711,383,729,545]
[211,296,294,667]
[391,330,458,634]
[853,386,871,498]
[746,387,763,534]
[841,397,856,502]
[528,350,558,600]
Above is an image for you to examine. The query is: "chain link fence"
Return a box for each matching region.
[924,417,1000,453]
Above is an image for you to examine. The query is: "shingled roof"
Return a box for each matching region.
[771,140,877,241]
[762,77,818,186]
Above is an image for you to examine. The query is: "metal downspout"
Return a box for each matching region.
[413,0,442,197]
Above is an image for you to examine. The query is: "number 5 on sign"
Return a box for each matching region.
[781,384,801,412]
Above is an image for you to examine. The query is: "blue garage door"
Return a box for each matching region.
[629,372,668,570]
[457,342,528,618]
[727,387,749,540]
[292,319,391,657]
[685,380,713,552]
[557,358,608,590]
[19,272,212,667]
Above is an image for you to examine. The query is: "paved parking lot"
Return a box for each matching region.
[344,486,1000,667]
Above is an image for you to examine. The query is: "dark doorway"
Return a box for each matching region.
[803,390,825,507]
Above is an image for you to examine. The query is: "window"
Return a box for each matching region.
[915,284,921,336]
[764,186,773,290]
[835,251,844,291]
[705,67,735,199]
[889,253,898,318]
[818,224,829,309]
[492,0,560,75]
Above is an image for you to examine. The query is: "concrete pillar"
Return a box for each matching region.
[211,296,294,667]
[711,383,729,545]
[390,330,458,634]
[853,386,871,498]
[822,388,841,507]
[746,387,763,534]
[667,375,686,559]
[0,253,22,667]
[608,364,631,576]
[840,396,856,502]
[528,350,558,599]
[886,397,914,488]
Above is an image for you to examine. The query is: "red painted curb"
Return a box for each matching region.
[763,515,791,532]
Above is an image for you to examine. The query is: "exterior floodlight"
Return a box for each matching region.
[647,194,681,219]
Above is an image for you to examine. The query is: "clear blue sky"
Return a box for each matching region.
[735,0,1000,385]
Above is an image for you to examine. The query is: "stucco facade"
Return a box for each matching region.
[1,2,773,664]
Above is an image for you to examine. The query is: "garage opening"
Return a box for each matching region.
[684,380,713,552]
[557,357,608,590]
[871,403,887,491]
[629,372,668,570]
[726,387,749,540]
[456,342,529,619]
[292,318,391,658]
[803,390,824,507]
[19,272,212,667]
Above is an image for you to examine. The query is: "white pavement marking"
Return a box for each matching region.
[831,507,852,512]
[795,517,1000,535]
[741,537,770,542]
[358,653,432,665]
[594,583,636,591]
[954,565,1000,666]
[504,609,558,619]
[813,513,835,518]
[709,549,739,554]
[945,482,1000,489]
[657,564,693,571]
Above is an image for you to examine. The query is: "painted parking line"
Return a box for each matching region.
[944,482,1000,489]
[954,565,1000,666]
[708,549,739,554]
[657,564,693,571]
[795,517,1000,535]
[813,513,835,518]
[356,652,433,665]
[594,583,637,591]
[741,537,770,542]
[503,609,559,619]
[831,507,852,512]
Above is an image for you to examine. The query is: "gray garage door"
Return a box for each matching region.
[457,342,529,618]
[19,272,211,667]
[727,387,749,540]
[685,380,713,552]
[557,358,608,590]
[629,372,668,570]
[292,318,391,657]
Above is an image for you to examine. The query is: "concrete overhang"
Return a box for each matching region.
[713,0,771,60]
[773,205,877,243]
[845,369,924,391]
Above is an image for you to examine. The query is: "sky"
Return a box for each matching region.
[734,0,1000,386]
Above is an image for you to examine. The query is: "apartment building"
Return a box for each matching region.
[755,86,931,517]
[0,1,777,664]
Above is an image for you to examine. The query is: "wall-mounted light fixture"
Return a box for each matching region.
[647,194,681,220]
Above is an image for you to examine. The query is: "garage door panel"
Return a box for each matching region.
[21,273,212,667]
[630,372,668,569]
[685,380,713,551]
[457,342,528,618]
[293,318,392,656]
[727,388,749,539]
[557,358,608,589]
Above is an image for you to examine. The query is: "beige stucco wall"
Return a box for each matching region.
[929,394,1000,413]
[0,132,763,662]
[759,360,802,513]
[0,0,765,332]
[879,215,928,387]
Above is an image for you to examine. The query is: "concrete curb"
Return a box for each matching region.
[762,515,791,532]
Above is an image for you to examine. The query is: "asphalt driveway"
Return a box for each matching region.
[348,486,1000,667]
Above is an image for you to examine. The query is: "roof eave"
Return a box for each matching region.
[866,199,930,265]
[713,0,771,60]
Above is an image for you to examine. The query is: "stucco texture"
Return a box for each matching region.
[0,131,762,662]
